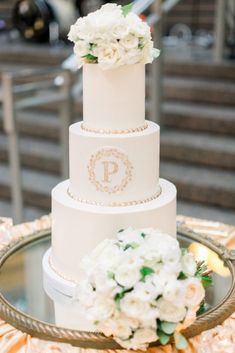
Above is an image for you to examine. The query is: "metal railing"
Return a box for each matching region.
[1,68,73,223]
[214,0,226,62]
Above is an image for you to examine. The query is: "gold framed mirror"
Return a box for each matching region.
[0,227,234,349]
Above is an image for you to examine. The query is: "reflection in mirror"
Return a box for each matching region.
[0,235,233,330]
[0,240,55,324]
[189,241,231,310]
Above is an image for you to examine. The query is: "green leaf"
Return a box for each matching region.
[197,300,206,316]
[161,322,177,335]
[82,53,98,63]
[122,3,133,17]
[89,42,97,51]
[157,330,170,345]
[123,242,139,251]
[124,244,132,251]
[107,271,115,280]
[140,266,154,279]
[140,232,146,238]
[138,38,145,50]
[118,229,124,233]
[152,48,160,59]
[201,275,213,288]
[178,271,188,280]
[181,248,188,256]
[195,262,208,277]
[114,288,133,308]
[174,333,188,350]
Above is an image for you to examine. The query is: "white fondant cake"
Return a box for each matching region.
[51,178,176,282]
[69,121,160,204]
[83,64,145,130]
[42,4,178,332]
[44,62,177,290]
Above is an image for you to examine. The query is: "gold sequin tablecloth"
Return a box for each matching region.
[0,215,235,353]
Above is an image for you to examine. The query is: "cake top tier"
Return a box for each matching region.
[68,3,160,70]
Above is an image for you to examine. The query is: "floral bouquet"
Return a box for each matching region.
[68,3,160,70]
[75,228,212,350]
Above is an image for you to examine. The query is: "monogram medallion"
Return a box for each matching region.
[87,147,133,194]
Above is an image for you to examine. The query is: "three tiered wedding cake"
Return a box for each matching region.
[44,2,176,296]
[42,8,210,348]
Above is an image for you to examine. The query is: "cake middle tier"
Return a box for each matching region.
[69,121,160,205]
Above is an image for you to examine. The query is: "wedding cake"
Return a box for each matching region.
[42,7,211,347]
[43,3,176,292]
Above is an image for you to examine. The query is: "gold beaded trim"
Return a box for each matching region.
[49,254,78,284]
[81,122,148,135]
[67,187,162,207]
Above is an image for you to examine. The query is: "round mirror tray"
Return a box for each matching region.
[0,228,235,349]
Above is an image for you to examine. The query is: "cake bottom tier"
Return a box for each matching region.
[43,274,95,331]
[51,178,176,282]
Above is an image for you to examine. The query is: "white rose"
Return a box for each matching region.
[122,48,142,65]
[142,246,162,265]
[157,298,186,323]
[120,292,150,319]
[116,328,158,351]
[95,41,122,69]
[115,264,141,287]
[94,272,117,293]
[121,251,143,269]
[126,13,151,38]
[120,34,139,49]
[99,313,139,339]
[68,23,79,42]
[184,278,205,308]
[115,337,146,351]
[163,278,186,304]
[99,3,123,16]
[181,252,197,277]
[138,308,159,328]
[98,242,122,269]
[161,240,181,268]
[112,21,130,39]
[134,277,161,301]
[87,297,115,321]
[176,308,197,331]
[133,328,158,345]
[145,230,177,258]
[140,41,156,64]
[74,281,95,306]
[117,227,144,245]
[151,271,168,293]
[81,239,113,270]
[74,40,89,58]
[87,5,122,34]
[69,17,92,42]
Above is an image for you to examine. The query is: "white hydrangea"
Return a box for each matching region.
[75,227,207,350]
[68,3,160,70]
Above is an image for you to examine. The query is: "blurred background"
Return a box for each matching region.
[0,0,234,225]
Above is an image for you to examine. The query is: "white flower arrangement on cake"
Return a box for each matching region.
[74,228,213,350]
[68,3,160,69]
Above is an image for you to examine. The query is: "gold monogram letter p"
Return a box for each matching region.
[102,161,119,183]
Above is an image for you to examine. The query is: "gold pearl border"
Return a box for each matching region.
[49,254,78,284]
[81,122,148,135]
[67,187,162,207]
